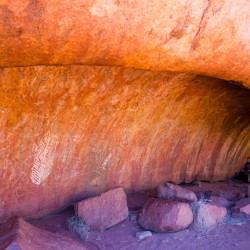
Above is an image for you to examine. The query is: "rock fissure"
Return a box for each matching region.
[191,0,211,50]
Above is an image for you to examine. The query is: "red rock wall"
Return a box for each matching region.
[0,0,249,86]
[0,66,250,220]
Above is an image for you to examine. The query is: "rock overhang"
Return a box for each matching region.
[0,0,249,220]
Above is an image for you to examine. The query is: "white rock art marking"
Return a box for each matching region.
[101,153,112,170]
[31,132,58,185]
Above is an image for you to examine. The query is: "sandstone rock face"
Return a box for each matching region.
[0,0,249,86]
[76,187,128,230]
[0,217,91,250]
[0,0,250,225]
[193,203,227,231]
[158,183,197,202]
[138,198,193,232]
[0,66,250,221]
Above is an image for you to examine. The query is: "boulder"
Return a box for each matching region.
[0,217,94,250]
[75,187,128,230]
[210,196,234,208]
[138,198,193,233]
[193,203,227,231]
[232,198,250,218]
[158,183,197,202]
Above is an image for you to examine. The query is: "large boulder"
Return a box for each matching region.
[138,198,193,232]
[0,217,93,250]
[75,187,128,230]
[158,183,197,202]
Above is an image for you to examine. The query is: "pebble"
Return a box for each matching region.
[136,231,153,240]
[129,213,138,221]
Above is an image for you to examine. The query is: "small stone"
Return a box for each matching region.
[158,183,197,202]
[138,198,193,233]
[136,231,153,240]
[129,213,138,222]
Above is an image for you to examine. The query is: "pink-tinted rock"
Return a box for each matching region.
[158,183,197,202]
[75,187,128,230]
[193,203,227,231]
[0,217,92,250]
[232,198,250,218]
[210,196,234,208]
[138,198,193,233]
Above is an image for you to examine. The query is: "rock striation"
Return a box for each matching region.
[0,66,250,220]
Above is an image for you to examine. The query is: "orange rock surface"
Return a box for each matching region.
[0,0,250,221]
[0,0,249,86]
[0,66,249,220]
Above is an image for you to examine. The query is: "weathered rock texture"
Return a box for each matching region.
[0,66,250,220]
[232,198,250,218]
[193,203,227,232]
[76,187,128,230]
[0,0,249,86]
[158,183,197,202]
[0,217,90,249]
[138,198,193,232]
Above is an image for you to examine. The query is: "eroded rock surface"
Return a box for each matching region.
[138,198,193,232]
[158,183,197,202]
[0,0,249,86]
[232,198,250,218]
[193,203,227,232]
[76,187,128,230]
[0,217,91,250]
[0,66,250,220]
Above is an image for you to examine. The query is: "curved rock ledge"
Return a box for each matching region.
[0,0,249,86]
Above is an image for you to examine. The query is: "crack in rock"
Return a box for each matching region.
[191,0,211,50]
